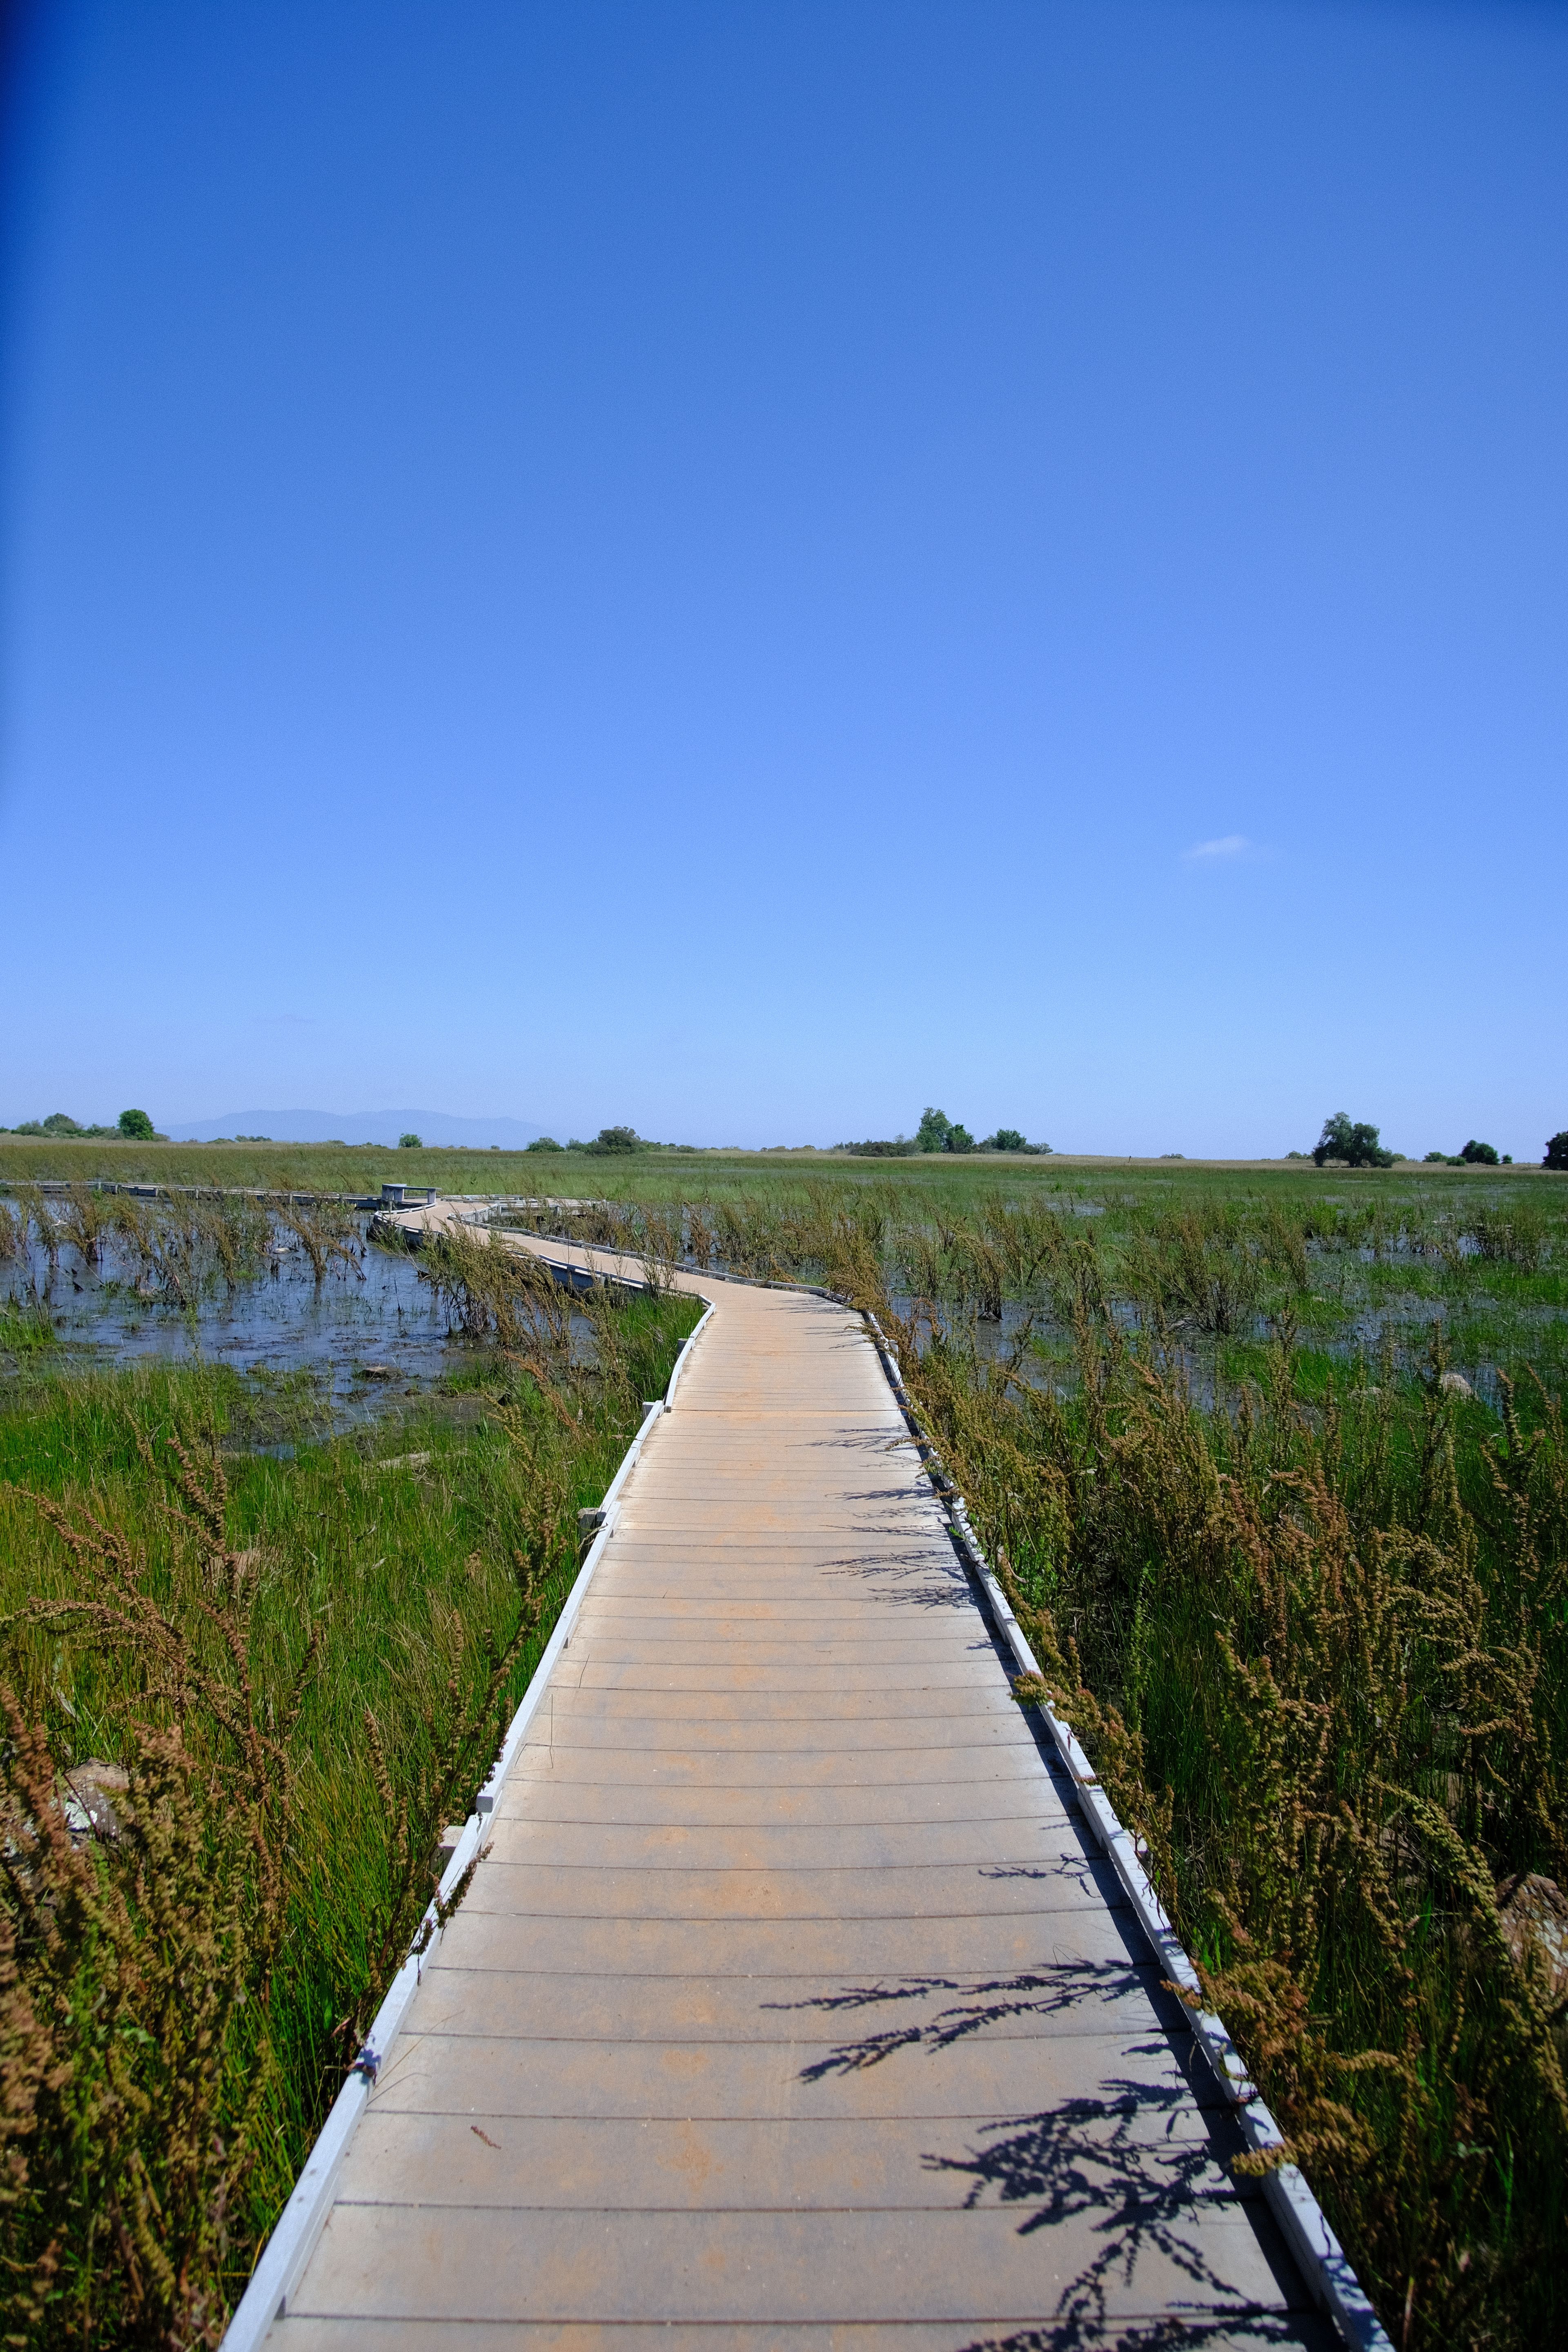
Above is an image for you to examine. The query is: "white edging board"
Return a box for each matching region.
[862,1313,1392,2352]
[220,1294,714,2350]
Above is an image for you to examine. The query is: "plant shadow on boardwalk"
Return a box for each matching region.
[824,1542,976,1610]
[770,1957,1331,2352]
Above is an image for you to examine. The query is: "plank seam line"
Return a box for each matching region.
[388,2031,1202,2053]
[502,1768,1056,1782]
[517,1703,1030,1717]
[439,1900,1128,1919]
[412,1962,1172,1979]
[322,2194,1271,2215]
[283,2315,1298,2332]
[515,1724,1034,1736]
[485,1810,1063,1827]
[467,1859,1080,1875]
[359,2102,1236,2125]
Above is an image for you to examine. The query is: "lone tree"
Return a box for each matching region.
[1544,1132,1568,1171]
[591,1125,639,1154]
[117,1108,156,1139]
[1312,1112,1395,1169]
[398,1131,422,1149]
[1460,1139,1499,1165]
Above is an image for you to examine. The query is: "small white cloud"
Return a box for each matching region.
[1182,833,1252,862]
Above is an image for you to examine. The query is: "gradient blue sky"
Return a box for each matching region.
[2,0,1564,1155]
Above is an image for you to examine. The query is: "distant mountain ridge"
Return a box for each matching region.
[165,1108,550,1147]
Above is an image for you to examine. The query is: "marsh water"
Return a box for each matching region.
[0,1214,463,1428]
[5,1183,1554,1432]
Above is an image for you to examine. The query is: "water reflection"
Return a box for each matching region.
[0,1214,457,1425]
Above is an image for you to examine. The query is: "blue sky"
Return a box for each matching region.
[2,0,1564,1156]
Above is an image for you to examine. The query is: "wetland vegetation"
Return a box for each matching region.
[2,1143,1565,2345]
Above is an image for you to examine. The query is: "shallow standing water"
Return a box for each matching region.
[1,1221,464,1427]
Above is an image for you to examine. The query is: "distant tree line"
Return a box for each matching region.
[0,1109,163,1140]
[838,1107,1051,1158]
[1423,1140,1508,1167]
[9,1106,1561,1169]
[520,1127,699,1156]
[1306,1111,1567,1169]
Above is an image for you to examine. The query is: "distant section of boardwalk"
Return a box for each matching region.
[271,1231,1336,2350]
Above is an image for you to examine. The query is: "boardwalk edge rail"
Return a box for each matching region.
[862,1310,1394,2352]
[220,1290,717,2351]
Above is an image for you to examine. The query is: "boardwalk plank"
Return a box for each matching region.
[287,2203,1308,2328]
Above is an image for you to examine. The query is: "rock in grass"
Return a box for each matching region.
[1496,1873,1568,2006]
[59,1760,129,1842]
[1440,1370,1473,1398]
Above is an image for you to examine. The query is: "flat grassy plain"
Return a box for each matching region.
[8,1130,1553,1192]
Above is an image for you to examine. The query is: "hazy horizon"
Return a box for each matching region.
[1,1098,1555,1165]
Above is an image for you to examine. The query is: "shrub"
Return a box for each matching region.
[1461,1139,1500,1165]
[526,1136,563,1153]
[588,1125,639,1155]
[117,1109,156,1139]
[1546,1133,1568,1172]
[398,1132,423,1150]
[1312,1112,1395,1169]
[982,1128,1029,1153]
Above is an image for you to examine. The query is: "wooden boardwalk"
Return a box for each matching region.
[270,1250,1336,2350]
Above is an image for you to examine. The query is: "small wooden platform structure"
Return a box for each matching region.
[268,1242,1336,2349]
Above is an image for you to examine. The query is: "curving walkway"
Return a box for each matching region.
[266,1218,1338,2350]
